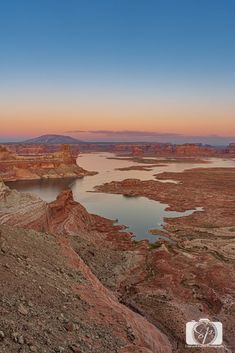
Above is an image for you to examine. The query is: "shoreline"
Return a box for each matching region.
[1,162,235,352]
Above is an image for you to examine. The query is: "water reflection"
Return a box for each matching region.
[6,178,75,203]
[6,153,235,242]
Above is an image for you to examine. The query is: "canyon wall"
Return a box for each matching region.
[0,145,95,181]
[3,141,235,158]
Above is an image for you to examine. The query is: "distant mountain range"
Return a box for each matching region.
[23,134,85,144]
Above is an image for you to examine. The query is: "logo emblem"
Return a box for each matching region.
[186,318,223,347]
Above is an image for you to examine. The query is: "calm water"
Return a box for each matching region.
[6,153,235,242]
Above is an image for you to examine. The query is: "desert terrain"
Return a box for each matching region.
[0,141,234,353]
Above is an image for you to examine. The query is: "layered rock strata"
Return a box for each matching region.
[0,145,96,181]
[0,182,172,353]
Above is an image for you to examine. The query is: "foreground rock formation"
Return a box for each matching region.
[0,163,234,352]
[0,182,172,353]
[0,145,95,182]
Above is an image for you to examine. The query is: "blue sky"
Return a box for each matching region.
[1,0,235,79]
[0,0,235,142]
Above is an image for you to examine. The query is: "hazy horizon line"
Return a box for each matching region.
[0,130,235,146]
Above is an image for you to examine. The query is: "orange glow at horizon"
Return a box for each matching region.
[1,100,235,138]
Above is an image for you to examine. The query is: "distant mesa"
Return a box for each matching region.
[23,134,85,144]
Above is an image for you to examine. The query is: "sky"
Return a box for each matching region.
[0,0,235,144]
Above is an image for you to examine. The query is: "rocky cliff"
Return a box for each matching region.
[0,182,172,353]
[131,143,224,157]
[4,141,235,158]
[0,146,17,160]
[0,145,95,182]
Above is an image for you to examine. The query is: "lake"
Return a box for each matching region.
[6,153,235,242]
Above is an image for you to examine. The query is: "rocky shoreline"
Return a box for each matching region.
[92,166,235,352]
[0,145,96,182]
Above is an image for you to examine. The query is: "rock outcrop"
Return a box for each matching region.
[0,183,172,353]
[6,143,49,155]
[0,146,17,160]
[0,182,47,230]
[0,145,95,182]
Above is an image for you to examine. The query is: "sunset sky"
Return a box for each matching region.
[1,0,235,143]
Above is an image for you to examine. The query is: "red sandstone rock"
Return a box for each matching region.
[132,146,144,156]
[4,141,235,158]
[0,146,17,160]
[0,144,95,181]
[226,142,235,155]
[0,183,172,353]
[1,171,234,353]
